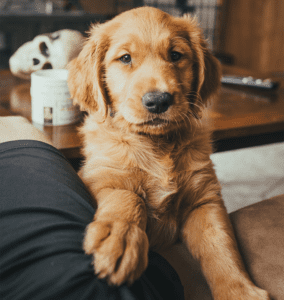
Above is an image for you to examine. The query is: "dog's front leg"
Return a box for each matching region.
[181,200,270,300]
[84,188,149,286]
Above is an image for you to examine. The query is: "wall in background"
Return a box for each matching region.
[220,0,284,73]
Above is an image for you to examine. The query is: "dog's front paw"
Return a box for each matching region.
[83,220,149,286]
[214,283,270,300]
[250,287,271,300]
[241,286,270,300]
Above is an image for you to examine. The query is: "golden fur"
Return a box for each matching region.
[68,7,270,299]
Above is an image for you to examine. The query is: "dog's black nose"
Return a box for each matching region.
[142,92,173,114]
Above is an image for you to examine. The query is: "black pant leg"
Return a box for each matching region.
[0,140,184,300]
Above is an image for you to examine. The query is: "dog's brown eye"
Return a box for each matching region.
[120,54,131,64]
[171,51,182,62]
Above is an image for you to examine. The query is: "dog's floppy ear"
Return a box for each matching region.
[182,15,221,118]
[68,24,109,121]
[197,40,221,102]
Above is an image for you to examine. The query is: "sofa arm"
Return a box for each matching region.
[230,194,284,300]
[159,195,284,300]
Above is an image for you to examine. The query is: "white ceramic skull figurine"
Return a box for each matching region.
[9,29,84,80]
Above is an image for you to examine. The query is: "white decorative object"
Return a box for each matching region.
[31,69,81,126]
[9,29,84,80]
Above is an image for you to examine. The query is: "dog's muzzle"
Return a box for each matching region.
[142,92,173,114]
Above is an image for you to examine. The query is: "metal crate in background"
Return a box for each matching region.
[0,0,223,52]
[143,0,223,51]
[0,0,66,14]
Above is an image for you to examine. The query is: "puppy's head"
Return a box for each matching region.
[68,7,221,134]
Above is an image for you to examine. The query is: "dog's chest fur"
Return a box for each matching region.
[105,130,188,249]
[134,145,182,250]
[82,119,210,250]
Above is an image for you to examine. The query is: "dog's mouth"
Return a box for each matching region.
[140,118,169,126]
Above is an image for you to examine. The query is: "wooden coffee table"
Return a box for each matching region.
[1,66,284,158]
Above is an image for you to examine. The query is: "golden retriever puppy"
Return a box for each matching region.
[68,7,270,300]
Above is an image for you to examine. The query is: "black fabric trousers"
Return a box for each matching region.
[0,140,184,300]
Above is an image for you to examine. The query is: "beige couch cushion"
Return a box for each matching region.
[159,195,284,300]
[230,194,284,300]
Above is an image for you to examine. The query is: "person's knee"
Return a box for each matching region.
[0,116,52,145]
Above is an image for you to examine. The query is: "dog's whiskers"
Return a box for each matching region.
[187,93,205,107]
[187,92,203,102]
